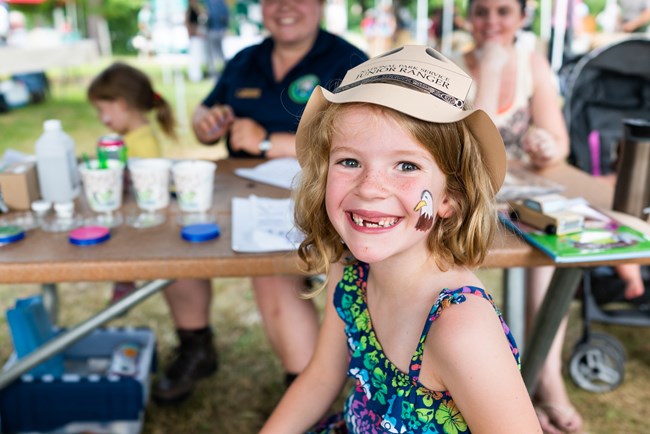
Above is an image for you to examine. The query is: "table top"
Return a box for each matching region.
[0,159,644,284]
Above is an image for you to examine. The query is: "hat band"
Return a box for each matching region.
[333,73,465,110]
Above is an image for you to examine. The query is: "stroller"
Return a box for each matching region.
[559,36,650,393]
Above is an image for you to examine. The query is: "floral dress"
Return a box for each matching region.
[310,261,520,434]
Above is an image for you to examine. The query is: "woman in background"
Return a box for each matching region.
[454,1,581,433]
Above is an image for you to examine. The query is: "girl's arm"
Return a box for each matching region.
[260,264,350,433]
[525,52,569,168]
[427,296,542,433]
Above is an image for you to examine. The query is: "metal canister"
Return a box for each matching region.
[97,134,127,166]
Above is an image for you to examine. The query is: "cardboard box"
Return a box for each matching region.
[0,162,40,210]
[0,327,157,434]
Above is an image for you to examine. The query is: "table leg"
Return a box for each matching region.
[503,267,526,352]
[41,283,58,325]
[522,267,583,395]
[0,279,172,390]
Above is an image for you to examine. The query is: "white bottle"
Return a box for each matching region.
[35,119,80,203]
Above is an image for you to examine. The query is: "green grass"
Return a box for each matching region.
[1,58,650,433]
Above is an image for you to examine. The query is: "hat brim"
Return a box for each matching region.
[296,85,506,191]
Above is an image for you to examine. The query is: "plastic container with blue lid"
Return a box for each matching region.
[0,225,25,245]
[181,223,220,243]
[69,226,111,246]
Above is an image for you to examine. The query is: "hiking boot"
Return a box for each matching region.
[152,328,218,405]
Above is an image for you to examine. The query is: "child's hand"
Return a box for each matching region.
[192,104,234,144]
[523,127,559,168]
[229,118,268,156]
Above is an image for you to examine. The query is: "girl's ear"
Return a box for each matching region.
[437,194,454,219]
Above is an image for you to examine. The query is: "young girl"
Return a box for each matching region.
[88,62,177,159]
[87,62,179,304]
[260,46,541,433]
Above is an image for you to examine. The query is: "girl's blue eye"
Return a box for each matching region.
[338,158,359,168]
[398,162,418,172]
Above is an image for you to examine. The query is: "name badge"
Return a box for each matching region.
[236,88,262,99]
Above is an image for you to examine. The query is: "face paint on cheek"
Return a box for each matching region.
[413,189,434,232]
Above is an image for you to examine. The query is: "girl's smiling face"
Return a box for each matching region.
[325,105,451,265]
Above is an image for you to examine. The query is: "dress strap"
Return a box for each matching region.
[408,286,493,382]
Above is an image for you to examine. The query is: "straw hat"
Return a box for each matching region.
[295,45,506,191]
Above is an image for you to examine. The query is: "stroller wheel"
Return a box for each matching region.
[588,332,627,361]
[569,341,625,393]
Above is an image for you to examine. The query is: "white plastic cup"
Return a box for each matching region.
[78,160,124,213]
[128,158,172,212]
[172,160,216,213]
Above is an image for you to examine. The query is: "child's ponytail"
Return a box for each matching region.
[152,92,177,140]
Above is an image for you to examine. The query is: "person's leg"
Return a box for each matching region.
[187,36,204,82]
[153,278,217,405]
[252,275,319,384]
[214,29,226,72]
[205,29,220,77]
[109,281,137,305]
[527,266,583,434]
[165,278,212,329]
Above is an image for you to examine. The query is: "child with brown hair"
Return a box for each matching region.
[87,66,218,396]
[88,61,176,159]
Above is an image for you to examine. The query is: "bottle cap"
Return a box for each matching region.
[31,200,52,214]
[181,223,220,243]
[43,119,62,131]
[69,226,111,246]
[54,201,75,218]
[0,225,25,245]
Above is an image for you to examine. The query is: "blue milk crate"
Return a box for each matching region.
[0,326,157,434]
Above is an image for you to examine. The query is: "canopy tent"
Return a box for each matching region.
[6,0,47,4]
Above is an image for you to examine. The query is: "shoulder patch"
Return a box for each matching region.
[288,74,320,104]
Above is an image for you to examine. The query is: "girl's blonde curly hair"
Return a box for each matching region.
[293,103,499,295]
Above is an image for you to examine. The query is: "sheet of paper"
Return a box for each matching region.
[231,195,304,253]
[497,166,565,202]
[234,158,301,190]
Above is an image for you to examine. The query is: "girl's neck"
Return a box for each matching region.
[124,111,149,135]
[367,252,443,298]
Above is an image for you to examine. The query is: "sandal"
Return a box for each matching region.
[537,402,584,433]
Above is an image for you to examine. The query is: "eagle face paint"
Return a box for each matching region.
[414,190,434,232]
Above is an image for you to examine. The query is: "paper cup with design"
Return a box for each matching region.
[172,160,216,213]
[129,158,172,211]
[126,158,172,228]
[78,160,124,227]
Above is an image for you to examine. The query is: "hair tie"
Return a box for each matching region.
[153,92,162,101]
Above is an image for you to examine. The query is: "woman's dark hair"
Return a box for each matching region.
[468,0,526,14]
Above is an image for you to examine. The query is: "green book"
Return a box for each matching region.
[499,201,650,264]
